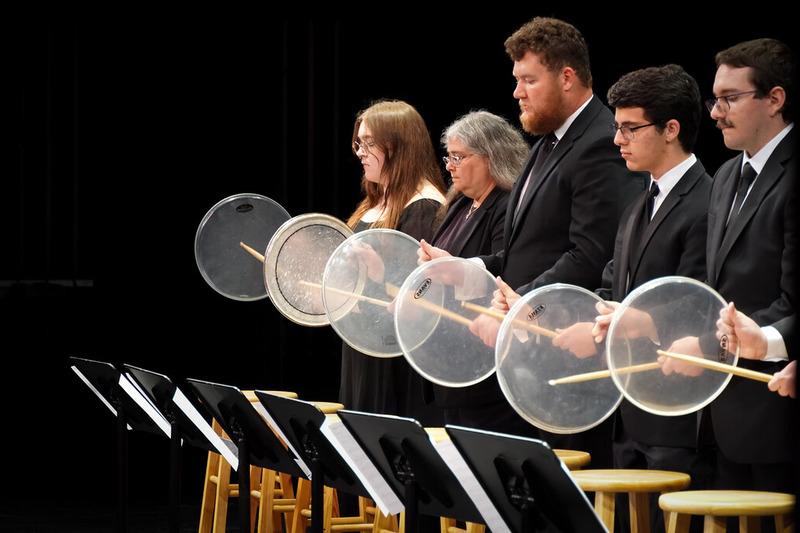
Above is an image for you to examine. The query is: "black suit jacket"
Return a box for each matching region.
[707,129,796,463]
[598,160,712,448]
[429,187,510,407]
[480,95,646,293]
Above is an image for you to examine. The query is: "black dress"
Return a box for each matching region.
[338,199,442,423]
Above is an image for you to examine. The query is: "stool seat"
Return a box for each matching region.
[572,469,691,493]
[572,469,691,533]
[243,389,299,402]
[309,401,345,414]
[659,490,795,516]
[553,449,591,470]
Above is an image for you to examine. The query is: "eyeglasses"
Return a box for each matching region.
[613,122,656,142]
[442,153,474,167]
[352,139,377,154]
[704,90,758,114]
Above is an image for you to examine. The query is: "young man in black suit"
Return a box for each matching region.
[662,38,795,493]
[419,17,645,465]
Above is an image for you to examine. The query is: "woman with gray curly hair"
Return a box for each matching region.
[422,110,530,430]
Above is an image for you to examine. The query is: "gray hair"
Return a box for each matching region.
[442,110,529,194]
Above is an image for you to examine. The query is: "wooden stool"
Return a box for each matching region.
[554,449,591,470]
[571,469,691,533]
[198,390,298,533]
[658,490,795,533]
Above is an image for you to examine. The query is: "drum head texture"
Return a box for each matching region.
[264,213,352,326]
[195,193,290,301]
[607,276,737,416]
[394,257,497,387]
[322,229,420,358]
[496,284,621,434]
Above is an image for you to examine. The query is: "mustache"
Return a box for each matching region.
[716,119,733,129]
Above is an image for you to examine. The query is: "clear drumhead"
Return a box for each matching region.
[322,229,420,358]
[496,284,622,434]
[607,276,737,416]
[195,193,290,301]
[394,257,497,387]
[264,213,353,326]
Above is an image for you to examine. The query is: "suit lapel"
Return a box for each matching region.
[618,194,648,294]
[453,188,503,256]
[715,137,792,279]
[504,151,537,251]
[628,162,705,285]
[509,96,604,246]
[707,156,741,284]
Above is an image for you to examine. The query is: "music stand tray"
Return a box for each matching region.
[445,425,606,533]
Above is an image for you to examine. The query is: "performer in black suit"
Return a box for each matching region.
[662,38,795,493]
[420,17,645,465]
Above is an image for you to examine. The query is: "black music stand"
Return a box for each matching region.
[254,392,372,533]
[124,364,232,533]
[445,425,606,533]
[185,378,307,533]
[70,357,169,533]
[336,410,484,533]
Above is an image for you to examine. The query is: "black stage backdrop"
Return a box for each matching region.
[4,10,797,527]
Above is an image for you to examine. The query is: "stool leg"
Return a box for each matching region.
[291,478,310,533]
[213,457,233,533]
[200,451,221,533]
[439,517,455,533]
[278,473,296,531]
[775,512,794,533]
[665,511,690,533]
[593,491,616,533]
[628,492,651,533]
[703,515,726,533]
[739,515,762,533]
[257,469,276,533]
[465,523,486,533]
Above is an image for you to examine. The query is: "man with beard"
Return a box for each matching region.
[419,17,645,466]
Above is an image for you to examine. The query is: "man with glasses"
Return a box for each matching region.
[701,38,796,494]
[419,17,645,466]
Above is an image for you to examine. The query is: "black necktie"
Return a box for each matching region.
[646,181,660,221]
[513,133,557,225]
[726,162,757,228]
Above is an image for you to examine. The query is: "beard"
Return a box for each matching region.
[518,95,566,136]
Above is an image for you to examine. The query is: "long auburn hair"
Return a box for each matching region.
[347,100,445,229]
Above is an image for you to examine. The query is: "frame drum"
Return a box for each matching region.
[264,213,353,326]
[322,229,420,358]
[496,284,621,434]
[394,257,497,387]
[195,193,290,301]
[607,276,737,416]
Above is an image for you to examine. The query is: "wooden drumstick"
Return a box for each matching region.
[239,241,265,263]
[656,350,773,383]
[548,362,661,385]
[298,280,390,308]
[460,301,558,338]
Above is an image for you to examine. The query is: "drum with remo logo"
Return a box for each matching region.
[606,276,738,416]
[264,213,353,326]
[394,257,498,387]
[195,193,290,301]
[496,284,622,434]
[322,229,420,358]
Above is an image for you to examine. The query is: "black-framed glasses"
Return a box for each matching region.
[704,90,758,114]
[352,139,377,154]
[613,122,656,142]
[442,153,474,167]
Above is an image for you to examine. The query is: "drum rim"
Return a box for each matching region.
[264,213,353,326]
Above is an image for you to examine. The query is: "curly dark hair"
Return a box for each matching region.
[504,17,592,87]
[607,64,702,152]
